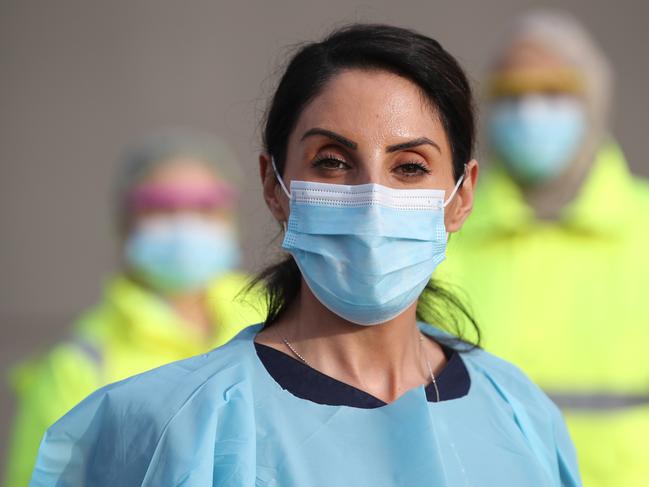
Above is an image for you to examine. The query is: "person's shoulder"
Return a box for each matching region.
[631,175,649,204]
[462,347,551,403]
[207,273,266,326]
[41,324,258,429]
[601,142,649,204]
[83,323,260,409]
[461,347,573,455]
[420,322,539,393]
[421,323,547,402]
[208,271,255,298]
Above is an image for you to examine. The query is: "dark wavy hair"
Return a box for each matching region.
[251,23,480,349]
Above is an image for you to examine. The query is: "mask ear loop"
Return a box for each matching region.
[441,163,468,242]
[270,156,292,199]
[442,163,468,208]
[270,156,291,231]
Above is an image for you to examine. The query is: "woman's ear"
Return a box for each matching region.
[445,159,479,233]
[259,153,289,224]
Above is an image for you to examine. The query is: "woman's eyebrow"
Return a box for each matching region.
[300,130,440,154]
[386,137,441,153]
[301,128,358,150]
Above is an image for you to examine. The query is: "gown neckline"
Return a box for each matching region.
[248,323,473,409]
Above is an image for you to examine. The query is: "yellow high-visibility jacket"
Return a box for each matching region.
[435,143,649,487]
[4,273,264,487]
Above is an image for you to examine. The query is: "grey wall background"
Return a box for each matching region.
[1,0,647,473]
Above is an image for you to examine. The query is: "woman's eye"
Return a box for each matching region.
[395,162,431,176]
[312,156,350,170]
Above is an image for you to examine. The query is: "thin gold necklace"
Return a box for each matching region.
[281,333,441,402]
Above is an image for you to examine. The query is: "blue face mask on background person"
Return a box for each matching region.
[488,95,586,185]
[125,215,240,293]
[273,159,464,325]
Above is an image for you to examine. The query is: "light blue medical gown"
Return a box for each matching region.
[30,323,581,486]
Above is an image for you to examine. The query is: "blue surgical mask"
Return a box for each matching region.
[125,215,240,293]
[488,95,586,185]
[272,159,464,325]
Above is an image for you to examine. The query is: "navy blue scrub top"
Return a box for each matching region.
[254,341,470,408]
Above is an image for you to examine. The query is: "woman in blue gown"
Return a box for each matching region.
[30,24,581,486]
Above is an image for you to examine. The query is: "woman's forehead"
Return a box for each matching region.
[291,69,446,148]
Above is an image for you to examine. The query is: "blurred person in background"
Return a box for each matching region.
[435,10,649,487]
[3,130,263,486]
